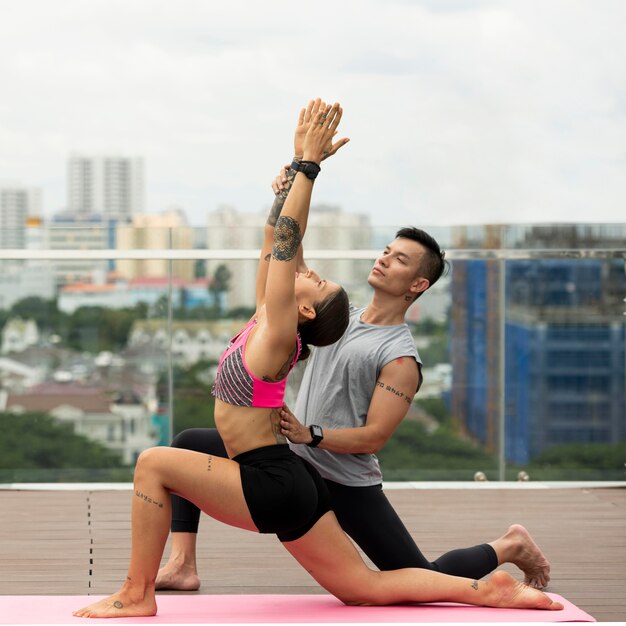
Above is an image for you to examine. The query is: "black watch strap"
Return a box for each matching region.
[291,159,321,181]
[307,424,324,448]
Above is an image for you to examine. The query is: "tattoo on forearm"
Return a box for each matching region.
[376,380,412,405]
[267,167,297,226]
[272,216,301,261]
[135,489,164,508]
[471,580,479,590]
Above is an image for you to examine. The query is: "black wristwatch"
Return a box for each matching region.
[291,159,321,181]
[307,424,324,448]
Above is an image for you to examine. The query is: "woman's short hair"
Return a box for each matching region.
[297,286,350,361]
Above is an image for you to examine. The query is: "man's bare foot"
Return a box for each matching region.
[155,562,200,591]
[72,590,157,618]
[485,570,563,610]
[502,524,551,589]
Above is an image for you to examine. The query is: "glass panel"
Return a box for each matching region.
[0,223,624,482]
[0,252,162,483]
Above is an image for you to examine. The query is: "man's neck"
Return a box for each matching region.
[360,292,411,326]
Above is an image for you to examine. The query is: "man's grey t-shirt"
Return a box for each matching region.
[290,306,421,487]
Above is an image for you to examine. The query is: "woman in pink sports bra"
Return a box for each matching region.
[74,100,562,619]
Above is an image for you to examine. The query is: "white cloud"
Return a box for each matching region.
[0,0,624,226]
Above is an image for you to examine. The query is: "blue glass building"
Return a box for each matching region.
[451,258,625,463]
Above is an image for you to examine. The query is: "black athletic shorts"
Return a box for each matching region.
[233,444,331,542]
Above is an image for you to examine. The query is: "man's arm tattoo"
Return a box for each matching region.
[272,216,301,261]
[376,380,412,405]
[267,167,297,226]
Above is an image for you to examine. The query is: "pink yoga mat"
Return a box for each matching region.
[0,593,595,624]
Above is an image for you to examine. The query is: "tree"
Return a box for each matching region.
[377,420,497,480]
[0,412,126,482]
[209,264,232,316]
[528,442,626,471]
[9,296,64,332]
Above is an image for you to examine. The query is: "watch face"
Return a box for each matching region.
[311,425,323,438]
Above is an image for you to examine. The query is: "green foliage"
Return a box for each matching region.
[528,442,626,470]
[160,361,218,436]
[209,264,232,315]
[409,319,450,365]
[9,296,64,332]
[415,397,450,425]
[378,420,496,479]
[65,306,140,352]
[0,412,122,470]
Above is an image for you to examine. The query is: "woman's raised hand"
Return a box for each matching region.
[302,102,348,164]
[295,99,349,163]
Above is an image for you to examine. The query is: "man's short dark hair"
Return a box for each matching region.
[395,227,449,292]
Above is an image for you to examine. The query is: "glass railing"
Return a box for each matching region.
[0,222,624,483]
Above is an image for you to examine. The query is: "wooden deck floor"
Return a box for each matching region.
[0,485,624,622]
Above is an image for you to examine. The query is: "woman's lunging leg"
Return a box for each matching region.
[282,512,563,610]
[73,447,257,618]
[157,428,228,590]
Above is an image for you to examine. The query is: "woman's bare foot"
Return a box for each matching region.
[485,570,563,610]
[72,588,157,618]
[155,561,201,591]
[501,524,551,588]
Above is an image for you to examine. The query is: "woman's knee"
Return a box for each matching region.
[332,573,383,607]
[135,446,169,477]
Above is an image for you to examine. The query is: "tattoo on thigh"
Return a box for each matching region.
[207,455,212,472]
[272,216,301,261]
[134,489,164,508]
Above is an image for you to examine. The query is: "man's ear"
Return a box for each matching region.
[410,277,430,297]
[298,303,316,321]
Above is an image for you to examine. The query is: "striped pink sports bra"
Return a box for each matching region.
[212,319,301,408]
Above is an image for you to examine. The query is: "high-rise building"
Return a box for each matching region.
[450,225,626,464]
[67,154,144,219]
[116,209,194,281]
[205,204,372,310]
[0,184,41,249]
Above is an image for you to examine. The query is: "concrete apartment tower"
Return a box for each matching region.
[67,154,145,219]
[0,184,41,249]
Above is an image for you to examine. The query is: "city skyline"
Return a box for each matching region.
[1,0,625,227]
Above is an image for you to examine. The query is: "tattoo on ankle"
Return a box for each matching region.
[113,601,123,609]
[135,489,164,508]
[471,580,479,590]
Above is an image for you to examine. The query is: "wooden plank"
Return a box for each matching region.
[0,487,624,622]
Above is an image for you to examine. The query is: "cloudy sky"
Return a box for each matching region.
[1,0,624,227]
